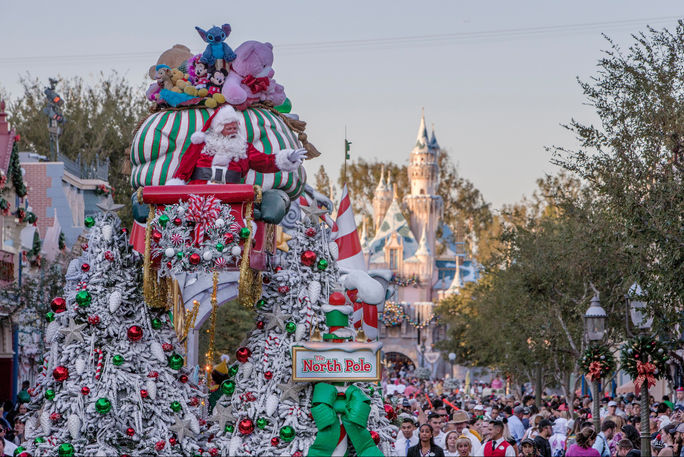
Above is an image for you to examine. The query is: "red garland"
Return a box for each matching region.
[185,194,221,246]
[634,360,657,395]
[585,361,604,381]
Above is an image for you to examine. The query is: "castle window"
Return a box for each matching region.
[389,249,398,270]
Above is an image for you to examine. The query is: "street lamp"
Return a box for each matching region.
[627,283,654,457]
[448,352,456,379]
[584,293,607,431]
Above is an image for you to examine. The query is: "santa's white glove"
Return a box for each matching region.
[287,148,307,165]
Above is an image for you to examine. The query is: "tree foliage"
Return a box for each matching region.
[552,22,684,325]
[7,72,149,228]
[199,300,256,365]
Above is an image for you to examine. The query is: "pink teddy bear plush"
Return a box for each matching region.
[221,41,286,109]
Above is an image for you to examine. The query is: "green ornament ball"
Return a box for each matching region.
[75,290,92,307]
[95,397,112,414]
[46,311,55,322]
[112,355,124,366]
[34,437,46,444]
[285,322,296,334]
[220,380,235,396]
[170,401,182,412]
[279,425,296,442]
[57,443,75,457]
[14,446,26,456]
[369,386,375,396]
[256,299,267,309]
[228,364,239,377]
[216,242,224,252]
[176,251,184,259]
[84,216,95,228]
[168,353,184,370]
[256,417,268,429]
[317,258,329,271]
[45,389,55,400]
[159,214,170,228]
[151,318,162,330]
[275,97,292,114]
[239,227,250,239]
[225,424,234,434]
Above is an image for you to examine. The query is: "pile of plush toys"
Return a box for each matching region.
[146,23,286,110]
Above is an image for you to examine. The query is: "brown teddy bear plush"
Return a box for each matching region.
[148,44,193,79]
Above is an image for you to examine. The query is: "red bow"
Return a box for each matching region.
[585,361,604,381]
[634,360,657,395]
[241,75,270,93]
[186,194,221,246]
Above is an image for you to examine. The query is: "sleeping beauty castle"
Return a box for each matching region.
[359,111,480,375]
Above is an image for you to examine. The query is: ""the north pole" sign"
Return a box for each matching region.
[292,342,382,382]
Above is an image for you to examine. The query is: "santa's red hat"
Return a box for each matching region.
[190,105,243,145]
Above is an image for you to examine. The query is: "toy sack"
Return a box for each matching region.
[130,106,307,199]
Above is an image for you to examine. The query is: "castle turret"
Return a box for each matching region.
[371,164,392,233]
[404,110,443,254]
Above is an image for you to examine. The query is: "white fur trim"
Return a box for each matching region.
[328,328,355,338]
[191,131,206,144]
[211,106,242,132]
[321,304,354,315]
[275,149,299,172]
[165,178,186,185]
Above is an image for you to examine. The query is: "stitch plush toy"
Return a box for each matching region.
[195,24,236,71]
[221,41,286,109]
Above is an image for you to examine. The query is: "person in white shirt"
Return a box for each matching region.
[448,410,482,455]
[483,420,516,456]
[428,412,447,449]
[395,415,419,456]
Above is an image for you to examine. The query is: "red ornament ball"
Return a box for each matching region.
[151,230,162,243]
[127,325,143,342]
[81,243,88,251]
[238,418,255,435]
[328,292,346,306]
[140,389,148,399]
[155,441,165,451]
[370,431,380,445]
[179,374,189,383]
[88,315,100,325]
[126,427,135,437]
[271,437,280,447]
[166,261,173,269]
[224,233,235,244]
[384,404,396,420]
[256,321,264,330]
[162,343,173,352]
[236,347,252,363]
[262,275,271,285]
[300,250,317,266]
[189,253,201,265]
[278,285,290,294]
[148,371,159,378]
[264,371,273,380]
[50,412,61,421]
[104,250,114,261]
[199,419,206,426]
[173,217,182,226]
[210,448,219,457]
[53,366,69,382]
[81,386,90,395]
[293,452,303,457]
[121,228,128,234]
[169,437,177,446]
[305,227,316,237]
[190,397,199,406]
[81,263,90,272]
[51,297,67,313]
[275,266,283,272]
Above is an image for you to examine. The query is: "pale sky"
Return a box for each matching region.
[1,1,681,209]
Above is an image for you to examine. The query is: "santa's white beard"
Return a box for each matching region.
[203,131,248,165]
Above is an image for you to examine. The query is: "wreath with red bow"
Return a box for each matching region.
[620,335,669,394]
[580,344,615,381]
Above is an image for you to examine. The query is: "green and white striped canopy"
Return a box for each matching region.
[130,107,307,199]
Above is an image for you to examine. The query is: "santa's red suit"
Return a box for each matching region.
[169,106,301,185]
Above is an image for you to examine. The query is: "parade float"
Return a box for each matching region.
[18,22,398,457]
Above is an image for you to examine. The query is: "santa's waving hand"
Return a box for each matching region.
[167,105,305,185]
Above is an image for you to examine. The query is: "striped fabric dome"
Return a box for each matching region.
[130,107,307,199]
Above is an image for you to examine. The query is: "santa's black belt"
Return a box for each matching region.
[191,167,241,184]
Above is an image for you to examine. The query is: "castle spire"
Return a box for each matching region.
[430,123,439,150]
[415,227,431,257]
[415,108,429,149]
[375,164,387,191]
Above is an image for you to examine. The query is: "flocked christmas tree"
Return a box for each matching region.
[205,212,396,457]
[22,209,204,457]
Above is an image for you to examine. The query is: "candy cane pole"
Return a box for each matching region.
[95,349,104,380]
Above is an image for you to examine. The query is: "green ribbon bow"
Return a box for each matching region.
[308,383,384,457]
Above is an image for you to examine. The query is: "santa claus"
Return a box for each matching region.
[167,105,306,185]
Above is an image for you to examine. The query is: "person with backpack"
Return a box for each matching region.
[592,420,616,457]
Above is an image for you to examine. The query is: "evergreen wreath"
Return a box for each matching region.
[580,344,615,381]
[620,335,669,381]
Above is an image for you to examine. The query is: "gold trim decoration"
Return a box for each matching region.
[182,299,201,354]
[205,271,219,380]
[275,226,292,252]
[170,279,186,342]
[237,186,263,309]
